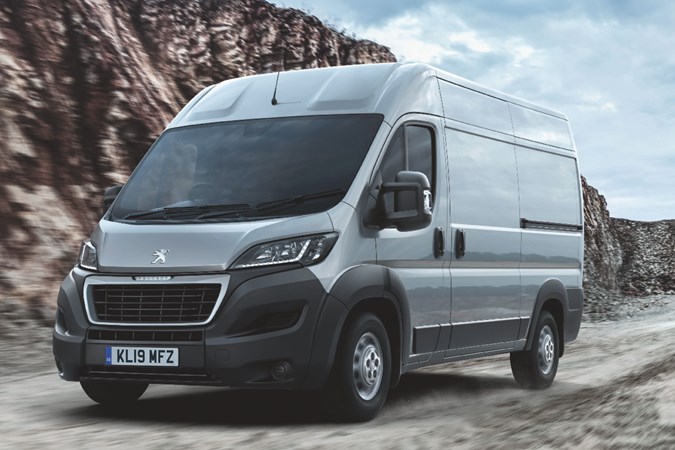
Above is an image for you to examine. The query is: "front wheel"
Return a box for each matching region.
[510,311,559,389]
[321,313,391,422]
[80,380,148,406]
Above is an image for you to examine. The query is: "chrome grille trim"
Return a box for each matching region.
[83,274,229,326]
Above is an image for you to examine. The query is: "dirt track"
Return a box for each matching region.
[1,297,674,449]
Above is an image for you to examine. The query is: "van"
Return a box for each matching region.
[53,62,583,421]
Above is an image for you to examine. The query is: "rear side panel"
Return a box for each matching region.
[515,141,583,341]
[438,76,583,358]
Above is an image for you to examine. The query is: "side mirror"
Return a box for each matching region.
[103,185,123,215]
[378,171,432,231]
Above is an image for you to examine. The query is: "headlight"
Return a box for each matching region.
[78,240,98,271]
[231,233,338,269]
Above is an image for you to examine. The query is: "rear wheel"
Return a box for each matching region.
[510,311,559,389]
[80,380,148,406]
[321,313,391,422]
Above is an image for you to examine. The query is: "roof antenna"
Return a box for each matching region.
[271,47,284,106]
[271,71,280,106]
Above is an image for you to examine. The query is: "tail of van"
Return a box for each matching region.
[53,62,583,421]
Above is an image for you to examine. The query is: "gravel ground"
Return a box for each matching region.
[0,295,674,448]
[582,286,671,322]
[0,289,660,377]
[0,297,54,378]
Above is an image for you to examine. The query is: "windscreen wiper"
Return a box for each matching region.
[122,203,250,220]
[255,189,347,212]
[195,189,346,220]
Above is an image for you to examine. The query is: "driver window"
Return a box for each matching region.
[380,124,435,193]
[380,128,405,184]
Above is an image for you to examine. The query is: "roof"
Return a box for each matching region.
[166,62,571,150]
[168,63,408,128]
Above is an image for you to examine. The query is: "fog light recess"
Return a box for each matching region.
[271,361,293,381]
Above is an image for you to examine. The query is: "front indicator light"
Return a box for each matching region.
[78,240,98,271]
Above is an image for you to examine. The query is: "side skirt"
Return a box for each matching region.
[401,339,527,373]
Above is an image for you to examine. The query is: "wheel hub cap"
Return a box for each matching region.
[538,325,555,375]
[353,332,383,401]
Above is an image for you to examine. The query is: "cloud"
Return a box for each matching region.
[272,0,675,221]
[357,12,462,63]
[272,0,436,27]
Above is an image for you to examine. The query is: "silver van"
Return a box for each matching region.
[53,62,583,421]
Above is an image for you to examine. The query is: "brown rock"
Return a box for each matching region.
[1,0,671,313]
[0,0,395,304]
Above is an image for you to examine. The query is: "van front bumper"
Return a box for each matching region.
[53,266,348,389]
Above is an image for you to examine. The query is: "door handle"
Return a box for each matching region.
[434,227,445,258]
[455,229,466,258]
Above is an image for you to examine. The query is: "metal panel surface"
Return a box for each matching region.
[445,129,520,228]
[94,213,333,273]
[509,103,572,150]
[446,127,521,350]
[438,80,512,135]
[516,147,582,225]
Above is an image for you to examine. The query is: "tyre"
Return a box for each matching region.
[80,380,148,406]
[510,311,559,389]
[321,313,391,422]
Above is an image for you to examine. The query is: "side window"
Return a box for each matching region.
[380,128,405,184]
[406,125,434,192]
[380,124,435,192]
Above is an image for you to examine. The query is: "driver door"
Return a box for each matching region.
[374,116,451,360]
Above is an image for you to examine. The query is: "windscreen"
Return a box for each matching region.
[110,115,383,222]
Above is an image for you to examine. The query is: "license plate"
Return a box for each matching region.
[105,346,179,367]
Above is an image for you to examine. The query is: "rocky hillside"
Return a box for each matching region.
[583,178,675,297]
[0,0,672,316]
[612,218,675,295]
[0,0,395,305]
[582,176,624,292]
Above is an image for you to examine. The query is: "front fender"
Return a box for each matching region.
[304,265,411,388]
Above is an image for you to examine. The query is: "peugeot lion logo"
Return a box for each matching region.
[151,249,169,264]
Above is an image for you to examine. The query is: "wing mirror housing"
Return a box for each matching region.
[378,171,432,231]
[103,185,123,215]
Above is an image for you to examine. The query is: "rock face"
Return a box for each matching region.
[0,0,672,312]
[582,176,675,297]
[611,219,675,296]
[582,176,624,292]
[0,0,395,304]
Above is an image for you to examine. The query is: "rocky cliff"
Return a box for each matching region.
[582,177,675,301]
[582,176,624,292]
[612,218,675,296]
[0,0,672,317]
[0,0,395,306]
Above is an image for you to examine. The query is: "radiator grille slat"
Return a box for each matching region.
[92,284,220,324]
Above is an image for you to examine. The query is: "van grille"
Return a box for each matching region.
[91,284,220,324]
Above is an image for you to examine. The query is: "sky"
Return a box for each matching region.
[272,0,675,221]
